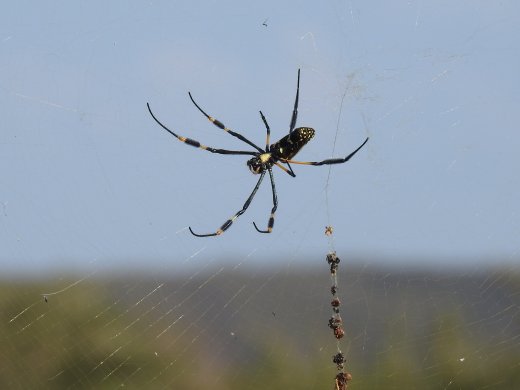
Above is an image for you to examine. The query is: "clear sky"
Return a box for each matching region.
[1,1,519,274]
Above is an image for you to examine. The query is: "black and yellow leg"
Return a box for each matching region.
[273,161,296,177]
[289,69,300,133]
[259,111,271,151]
[253,168,278,233]
[188,93,264,153]
[147,103,256,157]
[189,171,266,237]
[280,137,369,166]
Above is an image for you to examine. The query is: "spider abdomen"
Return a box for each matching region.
[270,127,315,160]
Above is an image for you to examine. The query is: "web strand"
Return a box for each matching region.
[324,80,354,389]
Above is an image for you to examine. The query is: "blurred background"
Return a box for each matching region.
[1,1,519,388]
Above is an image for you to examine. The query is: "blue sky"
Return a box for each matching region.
[1,1,519,274]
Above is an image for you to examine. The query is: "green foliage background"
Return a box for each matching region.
[2,267,519,389]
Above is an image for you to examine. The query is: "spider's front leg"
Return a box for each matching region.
[189,171,266,237]
[253,168,278,233]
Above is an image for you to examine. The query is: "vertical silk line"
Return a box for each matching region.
[324,81,352,389]
[325,83,349,239]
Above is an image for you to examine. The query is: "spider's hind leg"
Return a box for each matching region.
[281,137,369,166]
[188,92,263,153]
[289,69,300,134]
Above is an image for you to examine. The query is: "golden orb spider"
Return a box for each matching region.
[147,69,368,237]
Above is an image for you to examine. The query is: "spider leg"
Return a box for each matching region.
[280,137,369,166]
[289,69,300,134]
[286,70,301,173]
[189,171,266,237]
[253,168,278,233]
[188,93,264,153]
[285,161,295,176]
[285,162,296,177]
[259,111,270,151]
[147,103,256,157]
[273,161,296,177]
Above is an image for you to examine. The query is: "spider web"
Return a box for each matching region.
[1,1,520,389]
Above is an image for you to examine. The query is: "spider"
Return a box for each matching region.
[147,69,369,237]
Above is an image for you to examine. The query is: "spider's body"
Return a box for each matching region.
[247,127,315,175]
[147,69,368,237]
[270,127,315,160]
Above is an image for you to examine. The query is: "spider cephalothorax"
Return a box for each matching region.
[147,69,368,237]
[246,155,267,174]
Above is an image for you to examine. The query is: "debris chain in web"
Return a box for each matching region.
[325,228,352,390]
[324,80,354,389]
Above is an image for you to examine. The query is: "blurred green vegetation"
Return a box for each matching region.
[1,266,519,389]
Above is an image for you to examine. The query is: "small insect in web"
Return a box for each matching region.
[147,69,369,237]
[325,225,334,236]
